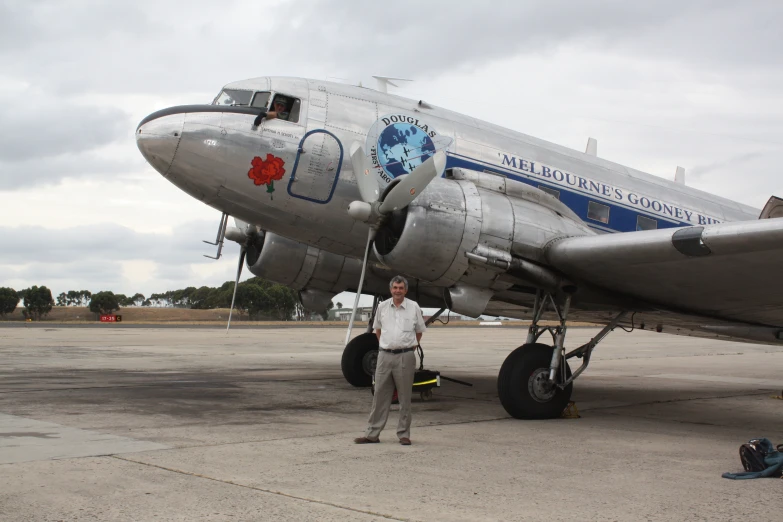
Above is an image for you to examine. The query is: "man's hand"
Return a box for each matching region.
[416,332,422,343]
[265,111,278,120]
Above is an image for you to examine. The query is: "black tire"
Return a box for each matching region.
[497,343,573,419]
[341,332,379,387]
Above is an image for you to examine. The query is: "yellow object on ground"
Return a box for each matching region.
[561,401,580,419]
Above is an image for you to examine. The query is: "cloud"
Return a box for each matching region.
[690,151,767,179]
[0,0,293,96]
[0,96,130,162]
[0,221,247,296]
[0,149,142,190]
[154,263,198,282]
[268,0,782,81]
[0,81,136,189]
[2,0,783,303]
[0,221,225,265]
[4,1,781,98]
[15,259,125,287]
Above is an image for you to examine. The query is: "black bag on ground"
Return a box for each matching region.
[739,439,771,472]
[723,438,783,480]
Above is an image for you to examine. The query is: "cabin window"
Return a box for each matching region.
[587,201,610,224]
[270,93,301,123]
[251,91,271,108]
[214,89,253,106]
[636,215,658,231]
[538,185,560,200]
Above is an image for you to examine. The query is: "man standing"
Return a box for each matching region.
[354,275,426,446]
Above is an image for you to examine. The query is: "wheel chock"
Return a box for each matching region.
[560,401,580,419]
[771,390,783,400]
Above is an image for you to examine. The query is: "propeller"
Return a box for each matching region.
[223,218,263,333]
[343,145,446,345]
[350,142,380,204]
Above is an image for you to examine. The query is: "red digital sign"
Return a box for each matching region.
[99,315,122,323]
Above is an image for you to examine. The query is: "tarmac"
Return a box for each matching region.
[1,326,782,521]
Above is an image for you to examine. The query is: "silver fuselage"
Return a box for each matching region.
[136,76,758,270]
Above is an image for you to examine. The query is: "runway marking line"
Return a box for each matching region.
[111,455,410,521]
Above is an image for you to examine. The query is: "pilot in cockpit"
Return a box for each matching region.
[266,96,291,121]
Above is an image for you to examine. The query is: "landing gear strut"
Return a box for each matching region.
[497,290,626,419]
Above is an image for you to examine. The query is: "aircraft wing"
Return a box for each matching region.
[542,218,783,338]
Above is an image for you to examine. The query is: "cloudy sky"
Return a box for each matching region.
[2,0,782,306]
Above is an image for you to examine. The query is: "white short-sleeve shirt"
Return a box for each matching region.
[372,297,427,350]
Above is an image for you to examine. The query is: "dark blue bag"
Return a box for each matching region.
[722,438,783,480]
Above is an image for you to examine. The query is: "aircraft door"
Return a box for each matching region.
[287,129,343,204]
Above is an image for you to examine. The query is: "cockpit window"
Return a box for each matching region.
[214,89,253,106]
[270,93,301,123]
[251,91,271,108]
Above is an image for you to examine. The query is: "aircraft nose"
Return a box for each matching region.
[135,111,185,176]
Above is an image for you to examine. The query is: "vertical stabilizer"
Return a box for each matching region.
[585,137,597,157]
[675,166,686,185]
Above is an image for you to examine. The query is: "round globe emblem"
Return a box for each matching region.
[376,123,436,178]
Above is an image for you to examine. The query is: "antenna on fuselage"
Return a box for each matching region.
[372,76,412,93]
[585,137,598,157]
[675,166,686,185]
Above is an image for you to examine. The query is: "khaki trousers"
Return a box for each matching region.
[365,349,416,440]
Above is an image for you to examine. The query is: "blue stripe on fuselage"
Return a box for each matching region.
[444,153,688,233]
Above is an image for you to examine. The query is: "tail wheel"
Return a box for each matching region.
[497,343,573,419]
[341,332,378,387]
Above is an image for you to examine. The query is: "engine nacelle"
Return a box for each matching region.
[373,177,471,286]
[245,232,389,312]
[372,168,593,291]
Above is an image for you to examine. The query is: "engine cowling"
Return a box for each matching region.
[373,177,472,286]
[372,169,593,290]
[245,231,389,311]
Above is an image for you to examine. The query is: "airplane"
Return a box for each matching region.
[136,76,783,420]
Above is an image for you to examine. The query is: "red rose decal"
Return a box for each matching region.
[248,154,286,194]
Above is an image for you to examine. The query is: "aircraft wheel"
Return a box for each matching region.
[497,343,573,419]
[341,332,378,387]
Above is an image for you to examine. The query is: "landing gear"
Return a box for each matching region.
[341,332,378,387]
[341,295,381,387]
[497,290,627,419]
[498,343,572,419]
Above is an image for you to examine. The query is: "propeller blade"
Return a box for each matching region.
[226,247,246,333]
[378,150,446,214]
[234,217,249,231]
[344,227,376,346]
[350,142,380,203]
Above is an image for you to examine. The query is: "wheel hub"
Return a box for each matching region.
[362,350,378,376]
[528,368,557,403]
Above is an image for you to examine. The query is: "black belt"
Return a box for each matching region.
[380,347,416,354]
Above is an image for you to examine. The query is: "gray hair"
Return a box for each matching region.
[389,275,409,291]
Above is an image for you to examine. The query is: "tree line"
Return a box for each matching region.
[0,286,55,320]
[0,278,325,321]
[84,278,309,320]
